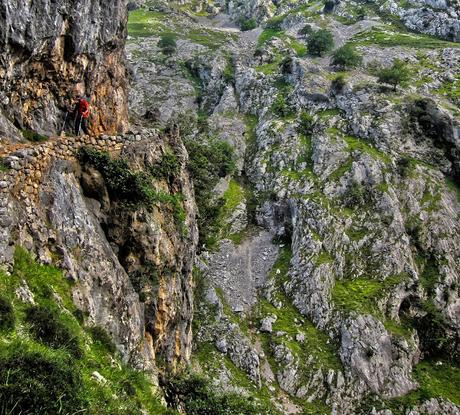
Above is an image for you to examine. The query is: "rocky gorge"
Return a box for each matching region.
[0,0,460,414]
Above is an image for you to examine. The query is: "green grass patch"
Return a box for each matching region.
[350,26,460,49]
[258,28,284,47]
[256,54,284,75]
[445,177,460,203]
[222,179,245,214]
[22,129,48,142]
[332,274,411,337]
[315,251,334,266]
[128,9,168,38]
[258,247,342,371]
[297,135,314,172]
[344,135,391,163]
[0,247,170,415]
[385,360,460,412]
[437,74,460,105]
[345,226,367,241]
[258,296,342,371]
[329,158,353,181]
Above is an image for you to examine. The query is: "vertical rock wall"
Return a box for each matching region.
[0,0,129,141]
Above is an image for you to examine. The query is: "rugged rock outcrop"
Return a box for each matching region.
[381,0,460,41]
[0,0,129,141]
[126,2,460,413]
[0,129,198,370]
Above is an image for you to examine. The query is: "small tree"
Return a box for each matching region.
[240,18,257,31]
[324,0,336,13]
[331,44,362,69]
[272,93,294,118]
[377,59,410,91]
[299,24,313,36]
[331,74,347,94]
[158,34,177,56]
[307,29,334,57]
[298,111,315,135]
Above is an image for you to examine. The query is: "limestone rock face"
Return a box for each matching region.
[0,130,198,371]
[381,0,460,41]
[0,0,129,141]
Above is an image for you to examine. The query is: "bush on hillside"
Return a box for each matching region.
[25,305,82,357]
[331,44,362,69]
[150,150,181,182]
[298,111,315,135]
[185,138,236,247]
[377,59,410,91]
[0,296,15,331]
[331,74,347,93]
[240,18,257,31]
[299,24,313,36]
[272,92,294,118]
[324,0,336,13]
[0,343,85,414]
[158,34,177,55]
[307,29,334,57]
[164,371,275,415]
[88,325,117,354]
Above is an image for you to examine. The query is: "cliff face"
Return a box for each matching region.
[127,2,460,413]
[0,0,129,141]
[0,129,198,370]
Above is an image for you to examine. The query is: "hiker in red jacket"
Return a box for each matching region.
[73,95,90,136]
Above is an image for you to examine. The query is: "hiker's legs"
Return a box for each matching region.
[81,118,90,135]
[74,114,82,135]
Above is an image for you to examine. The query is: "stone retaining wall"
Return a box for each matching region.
[0,131,158,266]
[0,131,157,203]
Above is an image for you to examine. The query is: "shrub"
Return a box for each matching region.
[265,15,284,30]
[307,29,334,57]
[298,111,315,135]
[88,325,117,354]
[0,343,85,414]
[272,92,294,118]
[150,150,180,181]
[223,58,235,84]
[164,371,274,415]
[280,56,294,75]
[299,24,313,36]
[79,147,186,230]
[331,44,362,69]
[22,129,48,142]
[158,34,177,55]
[356,6,366,20]
[397,157,415,178]
[0,296,14,331]
[324,0,336,13]
[185,138,236,248]
[343,181,367,208]
[78,147,148,204]
[377,59,410,91]
[331,74,347,93]
[25,305,82,357]
[240,18,257,31]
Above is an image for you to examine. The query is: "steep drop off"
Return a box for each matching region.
[1,0,460,414]
[127,1,460,414]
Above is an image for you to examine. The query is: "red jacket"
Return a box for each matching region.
[76,99,90,118]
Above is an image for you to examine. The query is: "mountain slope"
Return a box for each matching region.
[126,1,460,414]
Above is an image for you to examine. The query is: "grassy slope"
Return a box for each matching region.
[0,247,170,415]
